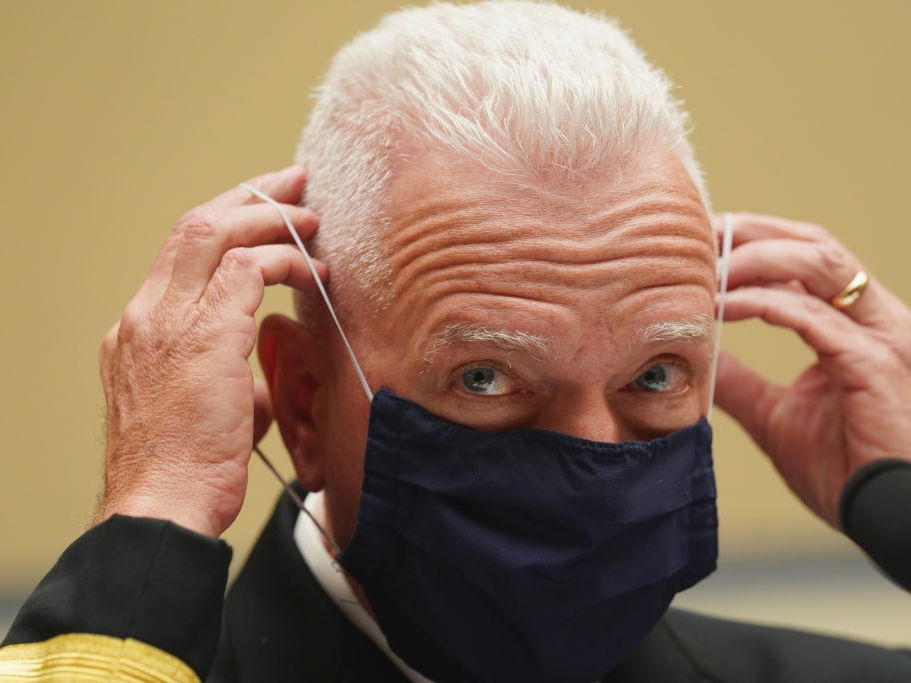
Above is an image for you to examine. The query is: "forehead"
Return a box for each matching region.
[372,151,716,357]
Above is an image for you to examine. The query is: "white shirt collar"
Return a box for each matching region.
[293,489,433,683]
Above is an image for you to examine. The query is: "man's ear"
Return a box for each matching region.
[258,313,324,492]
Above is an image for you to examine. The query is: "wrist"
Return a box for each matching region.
[94,491,231,539]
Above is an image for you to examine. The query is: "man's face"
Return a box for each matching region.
[312,150,717,548]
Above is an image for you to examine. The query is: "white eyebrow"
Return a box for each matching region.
[426,322,554,362]
[638,314,714,345]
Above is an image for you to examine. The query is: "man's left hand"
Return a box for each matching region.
[713,212,911,528]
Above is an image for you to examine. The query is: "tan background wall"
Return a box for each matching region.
[2,0,910,641]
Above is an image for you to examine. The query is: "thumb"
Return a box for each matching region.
[253,378,274,446]
[714,349,782,451]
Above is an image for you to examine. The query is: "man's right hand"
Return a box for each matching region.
[94,166,324,539]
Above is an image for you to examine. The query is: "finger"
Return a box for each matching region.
[724,239,885,327]
[722,286,862,355]
[719,212,895,329]
[206,165,308,212]
[132,167,310,309]
[715,212,831,248]
[252,378,273,446]
[201,244,328,319]
[725,239,855,293]
[713,349,784,451]
[165,204,319,302]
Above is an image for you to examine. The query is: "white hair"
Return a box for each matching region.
[295,0,708,322]
[427,322,554,363]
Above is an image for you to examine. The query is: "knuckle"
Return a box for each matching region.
[814,243,849,273]
[235,315,258,340]
[117,302,144,338]
[291,205,316,222]
[174,210,218,242]
[221,247,253,270]
[800,294,830,317]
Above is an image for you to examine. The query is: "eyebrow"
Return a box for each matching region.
[426,322,554,363]
[423,315,712,367]
[637,314,714,345]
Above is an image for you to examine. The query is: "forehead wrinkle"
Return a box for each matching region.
[386,163,710,267]
[637,314,714,346]
[391,196,707,257]
[396,228,711,273]
[390,210,711,287]
[424,322,555,365]
[386,209,543,292]
[394,250,714,314]
[387,223,714,308]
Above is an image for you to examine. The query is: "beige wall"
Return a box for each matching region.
[2,0,909,618]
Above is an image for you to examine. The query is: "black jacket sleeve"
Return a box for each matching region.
[841,459,911,592]
[1,514,231,681]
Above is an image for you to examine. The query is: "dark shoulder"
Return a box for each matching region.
[210,489,409,683]
[656,608,911,683]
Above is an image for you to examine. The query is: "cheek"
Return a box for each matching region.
[320,401,371,549]
[313,332,378,546]
[326,476,363,550]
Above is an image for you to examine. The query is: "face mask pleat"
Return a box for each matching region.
[341,388,717,683]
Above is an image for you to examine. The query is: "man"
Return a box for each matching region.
[2,2,911,681]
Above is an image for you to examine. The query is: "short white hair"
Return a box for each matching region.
[295,0,708,322]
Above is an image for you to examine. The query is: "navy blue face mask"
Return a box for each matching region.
[244,187,730,683]
[338,389,717,683]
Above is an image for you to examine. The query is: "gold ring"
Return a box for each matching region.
[831,270,869,309]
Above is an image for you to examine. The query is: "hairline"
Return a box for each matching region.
[296,1,711,319]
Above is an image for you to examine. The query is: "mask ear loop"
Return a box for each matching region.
[240,182,373,402]
[252,443,342,556]
[706,213,734,421]
[239,181,376,556]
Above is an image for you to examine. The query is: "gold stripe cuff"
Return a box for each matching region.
[0,633,200,682]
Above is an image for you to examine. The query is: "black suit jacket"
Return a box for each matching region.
[5,477,911,682]
[209,488,911,682]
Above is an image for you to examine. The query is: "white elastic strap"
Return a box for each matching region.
[254,446,342,556]
[240,182,373,402]
[707,212,734,420]
[240,181,364,556]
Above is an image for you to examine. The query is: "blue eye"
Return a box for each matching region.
[462,367,496,393]
[460,366,510,395]
[633,364,685,393]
